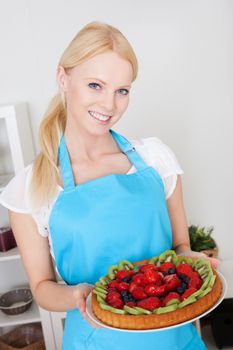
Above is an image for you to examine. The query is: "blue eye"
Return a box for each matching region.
[88,82,101,90]
[117,89,129,96]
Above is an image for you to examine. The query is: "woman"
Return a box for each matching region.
[0,22,218,349]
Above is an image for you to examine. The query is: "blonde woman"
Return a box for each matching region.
[0,22,216,349]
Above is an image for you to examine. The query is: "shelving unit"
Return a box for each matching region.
[0,103,64,349]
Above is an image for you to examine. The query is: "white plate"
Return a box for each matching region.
[86,271,227,332]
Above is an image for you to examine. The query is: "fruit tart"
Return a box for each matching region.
[91,250,223,330]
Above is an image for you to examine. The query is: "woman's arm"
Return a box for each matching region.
[167,176,219,268]
[9,211,92,313]
[167,175,190,254]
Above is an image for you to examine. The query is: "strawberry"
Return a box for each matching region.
[132,273,146,285]
[129,281,138,293]
[164,274,181,291]
[176,264,194,278]
[162,292,181,306]
[188,276,202,289]
[137,297,161,311]
[131,287,147,300]
[116,282,130,291]
[108,298,124,309]
[159,262,176,274]
[115,270,134,280]
[145,284,162,297]
[147,284,167,297]
[108,280,119,289]
[143,270,162,285]
[139,264,159,273]
[106,291,121,302]
[181,287,197,301]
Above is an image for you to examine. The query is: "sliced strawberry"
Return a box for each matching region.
[164,274,181,291]
[144,284,162,297]
[137,297,161,311]
[162,292,181,306]
[108,298,124,309]
[108,280,119,289]
[106,291,121,302]
[143,270,162,285]
[147,284,167,297]
[181,287,197,300]
[188,276,202,289]
[129,281,138,293]
[131,287,147,300]
[176,263,194,278]
[116,282,130,291]
[115,270,134,280]
[139,264,159,273]
[132,273,146,285]
[159,262,176,274]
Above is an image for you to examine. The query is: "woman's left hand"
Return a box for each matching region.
[178,250,220,269]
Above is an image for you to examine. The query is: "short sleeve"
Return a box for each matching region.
[0,164,49,237]
[133,137,183,199]
[0,165,33,213]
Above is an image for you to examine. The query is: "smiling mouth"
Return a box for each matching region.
[88,110,112,123]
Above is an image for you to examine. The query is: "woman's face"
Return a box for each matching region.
[57,51,133,135]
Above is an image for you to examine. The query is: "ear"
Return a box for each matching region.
[57,66,67,91]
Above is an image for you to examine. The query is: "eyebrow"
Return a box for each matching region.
[84,77,131,88]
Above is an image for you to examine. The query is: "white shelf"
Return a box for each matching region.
[0,247,20,262]
[0,301,41,327]
[0,174,14,193]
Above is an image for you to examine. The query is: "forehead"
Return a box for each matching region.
[70,51,133,85]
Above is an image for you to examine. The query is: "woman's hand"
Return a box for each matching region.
[178,250,220,269]
[73,283,103,328]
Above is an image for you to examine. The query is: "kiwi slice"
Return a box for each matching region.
[197,286,212,299]
[124,306,144,315]
[97,295,107,304]
[178,296,196,308]
[118,260,134,270]
[158,250,178,265]
[108,265,119,280]
[166,298,181,306]
[100,303,126,314]
[99,276,110,285]
[95,286,107,294]
[149,256,159,265]
[93,289,106,299]
[155,304,178,314]
[134,307,152,315]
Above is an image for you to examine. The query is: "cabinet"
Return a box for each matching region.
[0,103,65,349]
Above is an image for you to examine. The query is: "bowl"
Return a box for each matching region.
[0,287,33,315]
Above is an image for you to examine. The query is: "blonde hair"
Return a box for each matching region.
[30,21,138,208]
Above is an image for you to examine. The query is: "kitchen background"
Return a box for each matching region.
[0,0,232,349]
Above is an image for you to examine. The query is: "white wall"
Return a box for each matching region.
[0,0,232,260]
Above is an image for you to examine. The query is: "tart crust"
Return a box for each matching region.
[92,259,222,330]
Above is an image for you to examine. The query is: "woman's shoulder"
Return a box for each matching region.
[129,136,183,178]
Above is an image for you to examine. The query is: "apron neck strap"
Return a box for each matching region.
[58,130,149,191]
[110,130,148,171]
[58,135,75,191]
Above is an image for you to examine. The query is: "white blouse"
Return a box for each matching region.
[0,137,183,253]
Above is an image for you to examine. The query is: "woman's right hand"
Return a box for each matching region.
[73,283,103,328]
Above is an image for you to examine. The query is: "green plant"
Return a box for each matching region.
[188,225,217,252]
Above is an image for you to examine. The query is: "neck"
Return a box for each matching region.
[64,120,119,163]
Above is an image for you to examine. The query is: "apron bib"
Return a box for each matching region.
[49,130,206,350]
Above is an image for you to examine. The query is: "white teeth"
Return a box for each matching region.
[89,110,111,121]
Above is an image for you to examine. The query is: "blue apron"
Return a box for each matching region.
[49,130,207,350]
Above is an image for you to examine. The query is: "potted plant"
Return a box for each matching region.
[188,225,218,258]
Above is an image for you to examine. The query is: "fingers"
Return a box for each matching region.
[81,310,103,328]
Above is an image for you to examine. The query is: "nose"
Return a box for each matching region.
[100,91,116,113]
